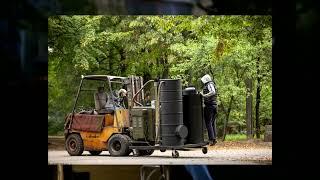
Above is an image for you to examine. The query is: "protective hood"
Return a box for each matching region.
[118,89,127,96]
[201,74,212,84]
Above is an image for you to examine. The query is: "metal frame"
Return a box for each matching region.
[140,165,169,180]
[129,141,209,151]
[67,75,127,131]
[132,80,154,106]
[129,79,208,157]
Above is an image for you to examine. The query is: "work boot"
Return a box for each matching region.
[209,139,217,146]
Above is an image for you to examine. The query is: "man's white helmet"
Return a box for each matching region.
[201,74,212,84]
[118,89,127,97]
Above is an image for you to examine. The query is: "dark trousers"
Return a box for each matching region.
[204,105,217,140]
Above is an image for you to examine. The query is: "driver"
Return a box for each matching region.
[117,89,128,108]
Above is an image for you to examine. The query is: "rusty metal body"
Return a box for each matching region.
[64,75,132,154]
[66,109,129,151]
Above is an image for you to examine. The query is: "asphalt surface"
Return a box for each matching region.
[48,148,272,165]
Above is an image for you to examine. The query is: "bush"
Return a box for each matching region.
[48,115,65,135]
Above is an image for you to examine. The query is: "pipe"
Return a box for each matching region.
[132,80,155,106]
[57,164,64,180]
[155,81,165,144]
[146,168,159,180]
[68,77,84,129]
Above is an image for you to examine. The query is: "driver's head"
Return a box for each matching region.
[98,87,104,93]
[118,89,127,97]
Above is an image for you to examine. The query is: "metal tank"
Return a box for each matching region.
[159,79,188,146]
[182,87,204,144]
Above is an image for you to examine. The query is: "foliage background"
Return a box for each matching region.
[48,16,271,137]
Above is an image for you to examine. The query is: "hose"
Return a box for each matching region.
[155,81,165,144]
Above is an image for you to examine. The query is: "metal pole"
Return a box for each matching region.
[132,80,155,106]
[154,81,160,143]
[156,81,165,143]
[163,165,170,180]
[140,76,145,101]
[140,166,145,180]
[69,77,84,129]
[57,164,64,180]
[108,77,120,129]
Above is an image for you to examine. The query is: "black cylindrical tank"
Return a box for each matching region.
[160,79,188,146]
[183,88,204,144]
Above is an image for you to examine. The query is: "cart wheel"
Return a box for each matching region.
[172,150,179,158]
[160,149,166,152]
[202,147,208,154]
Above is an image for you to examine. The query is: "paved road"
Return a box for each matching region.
[48,148,272,165]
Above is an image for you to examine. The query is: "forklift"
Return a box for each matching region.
[64,75,208,157]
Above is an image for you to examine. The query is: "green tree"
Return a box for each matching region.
[48,15,272,138]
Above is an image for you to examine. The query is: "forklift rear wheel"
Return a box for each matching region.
[172,150,179,158]
[137,149,154,156]
[108,134,131,156]
[89,151,102,156]
[65,134,84,156]
[202,147,208,154]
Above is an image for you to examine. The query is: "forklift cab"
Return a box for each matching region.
[73,75,129,115]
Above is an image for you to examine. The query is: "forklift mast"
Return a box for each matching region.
[126,75,145,108]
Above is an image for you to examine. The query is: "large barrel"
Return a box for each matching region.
[160,79,188,146]
[183,88,204,144]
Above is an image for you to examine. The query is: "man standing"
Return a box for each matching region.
[200,74,218,146]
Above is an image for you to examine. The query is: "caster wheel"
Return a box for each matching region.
[160,149,166,152]
[202,147,208,154]
[172,150,179,158]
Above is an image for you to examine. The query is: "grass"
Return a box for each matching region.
[224,134,264,141]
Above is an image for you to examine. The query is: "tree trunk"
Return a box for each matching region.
[118,48,126,75]
[221,68,244,141]
[156,57,161,78]
[161,57,169,79]
[245,78,253,139]
[108,51,113,73]
[222,96,234,141]
[255,57,262,138]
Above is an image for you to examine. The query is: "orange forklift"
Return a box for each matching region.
[64,75,208,157]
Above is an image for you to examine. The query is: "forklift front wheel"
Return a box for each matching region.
[108,134,131,156]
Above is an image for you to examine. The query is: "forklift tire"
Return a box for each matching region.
[123,135,133,155]
[89,151,102,156]
[137,149,154,156]
[108,134,131,156]
[65,134,84,156]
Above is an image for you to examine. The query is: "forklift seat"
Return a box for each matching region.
[94,87,114,114]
